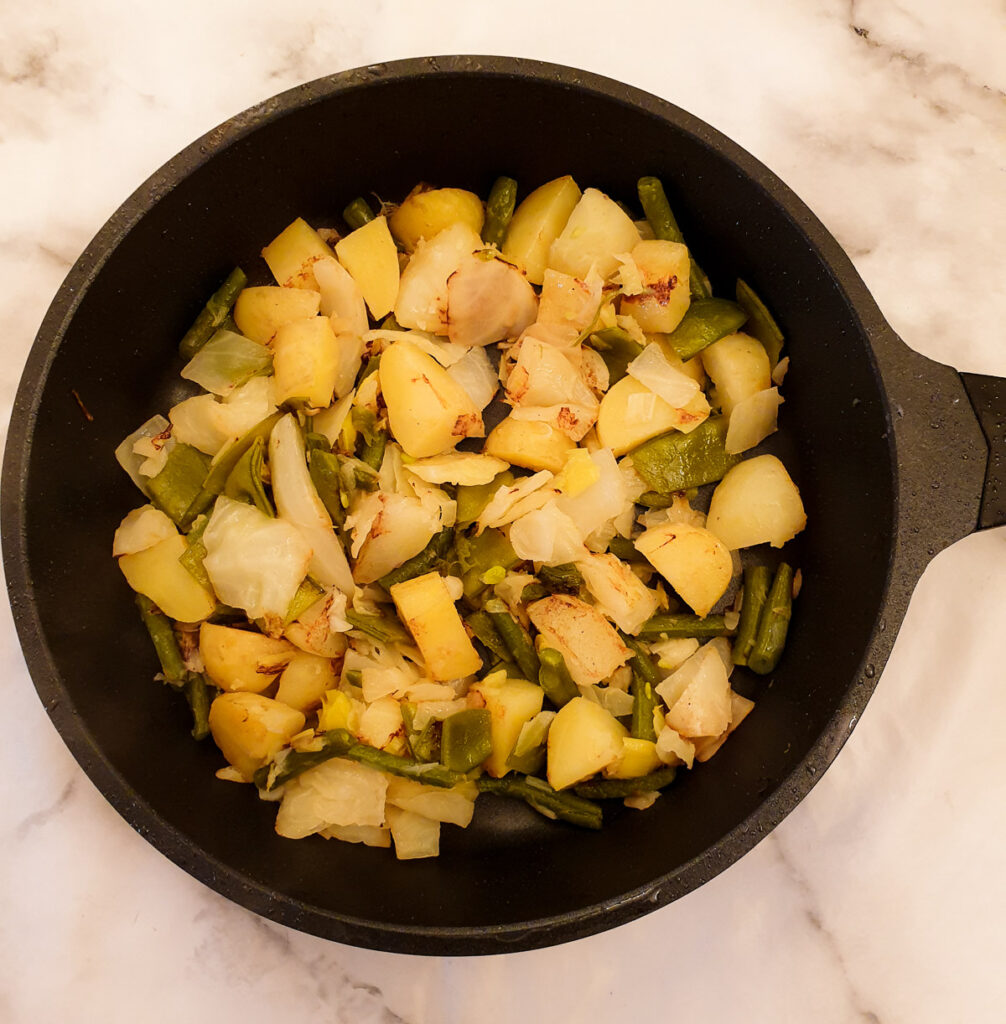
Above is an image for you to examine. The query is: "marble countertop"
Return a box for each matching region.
[2,2,1004,1021]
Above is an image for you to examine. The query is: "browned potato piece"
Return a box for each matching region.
[208,692,305,780]
[527,595,631,687]
[199,622,296,693]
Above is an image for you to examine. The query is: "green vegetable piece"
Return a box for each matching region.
[587,328,643,385]
[506,714,553,775]
[607,535,645,562]
[308,448,347,527]
[484,598,540,683]
[748,563,794,675]
[573,766,676,799]
[519,582,548,604]
[304,432,331,455]
[456,528,520,600]
[358,353,382,384]
[636,491,675,509]
[351,407,379,444]
[254,730,356,790]
[178,267,247,361]
[360,430,386,471]
[537,563,584,595]
[184,672,215,741]
[441,708,493,772]
[620,634,660,740]
[180,411,284,527]
[147,443,212,526]
[665,298,749,360]
[476,774,603,830]
[223,435,274,516]
[378,529,453,590]
[636,613,732,639]
[286,577,325,625]
[464,610,513,664]
[629,416,740,494]
[636,177,710,299]
[339,454,380,492]
[343,735,469,788]
[135,594,186,685]
[456,470,514,527]
[344,196,376,231]
[538,648,579,709]
[379,313,401,331]
[179,514,211,588]
[345,608,411,645]
[401,703,442,763]
[732,565,772,667]
[736,279,785,367]
[482,176,518,248]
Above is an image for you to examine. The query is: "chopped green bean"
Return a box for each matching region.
[135,594,186,684]
[360,430,386,471]
[308,448,347,528]
[736,279,784,367]
[440,709,492,772]
[184,672,215,741]
[620,634,660,740]
[345,609,411,645]
[574,766,676,799]
[343,197,376,231]
[607,535,645,562]
[482,176,518,248]
[665,298,749,360]
[286,577,325,625]
[223,435,274,516]
[254,730,356,790]
[379,530,452,590]
[587,328,643,385]
[733,565,771,667]
[538,648,579,708]
[636,613,732,639]
[456,528,520,600]
[485,598,540,683]
[477,774,603,830]
[519,582,549,604]
[629,416,740,494]
[147,444,212,527]
[456,470,514,528]
[464,610,513,663]
[179,267,247,360]
[179,514,211,588]
[748,563,793,675]
[400,703,441,763]
[537,563,584,595]
[344,737,469,788]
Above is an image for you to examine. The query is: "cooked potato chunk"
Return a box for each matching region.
[271,315,339,408]
[118,534,216,622]
[527,595,631,687]
[705,454,807,549]
[334,216,399,320]
[389,186,484,252]
[701,332,771,416]
[596,376,710,455]
[548,188,640,282]
[274,650,338,712]
[390,571,482,681]
[619,239,691,333]
[262,218,336,291]
[502,175,581,285]
[604,737,662,779]
[546,696,627,790]
[470,674,545,777]
[208,692,305,780]
[634,521,733,617]
[233,286,321,344]
[199,622,296,693]
[484,415,576,473]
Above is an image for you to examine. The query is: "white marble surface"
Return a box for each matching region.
[1,2,1004,1020]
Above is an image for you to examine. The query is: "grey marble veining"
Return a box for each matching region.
[1,1,1004,1021]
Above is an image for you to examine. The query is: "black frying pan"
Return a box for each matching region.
[3,57,1003,955]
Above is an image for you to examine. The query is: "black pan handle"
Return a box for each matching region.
[960,373,1006,530]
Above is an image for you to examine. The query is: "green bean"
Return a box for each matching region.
[343,197,376,231]
[748,563,794,675]
[135,594,186,684]
[359,430,386,471]
[732,565,771,667]
[401,702,442,763]
[254,730,356,790]
[464,610,513,663]
[357,353,382,384]
[607,535,645,562]
[476,774,603,830]
[344,738,469,788]
[636,613,732,639]
[184,673,215,741]
[345,609,411,645]
[286,577,325,625]
[587,328,643,385]
[573,766,676,799]
[537,563,584,595]
[223,435,274,516]
[629,416,740,494]
[304,432,331,455]
[519,582,549,604]
[147,443,212,526]
[178,515,211,588]
[538,648,579,709]
[440,709,493,772]
[665,298,749,360]
[181,411,284,527]
[736,279,785,367]
[620,634,660,740]
[636,177,710,299]
[308,448,347,528]
[178,268,247,360]
[482,176,518,248]
[456,528,520,600]
[485,598,540,683]
[379,530,453,590]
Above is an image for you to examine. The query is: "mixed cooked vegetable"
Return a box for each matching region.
[113,175,806,859]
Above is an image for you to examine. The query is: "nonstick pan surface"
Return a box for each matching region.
[2,57,999,954]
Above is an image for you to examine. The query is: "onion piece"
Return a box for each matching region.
[725,387,783,454]
[115,415,170,493]
[268,413,354,594]
[447,346,498,410]
[626,342,700,409]
[180,330,272,396]
[508,502,588,566]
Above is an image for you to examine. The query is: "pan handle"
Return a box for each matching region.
[960,374,1006,530]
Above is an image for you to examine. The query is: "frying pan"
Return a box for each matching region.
[3,57,1003,956]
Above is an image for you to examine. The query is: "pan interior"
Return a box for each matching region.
[14,67,894,944]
